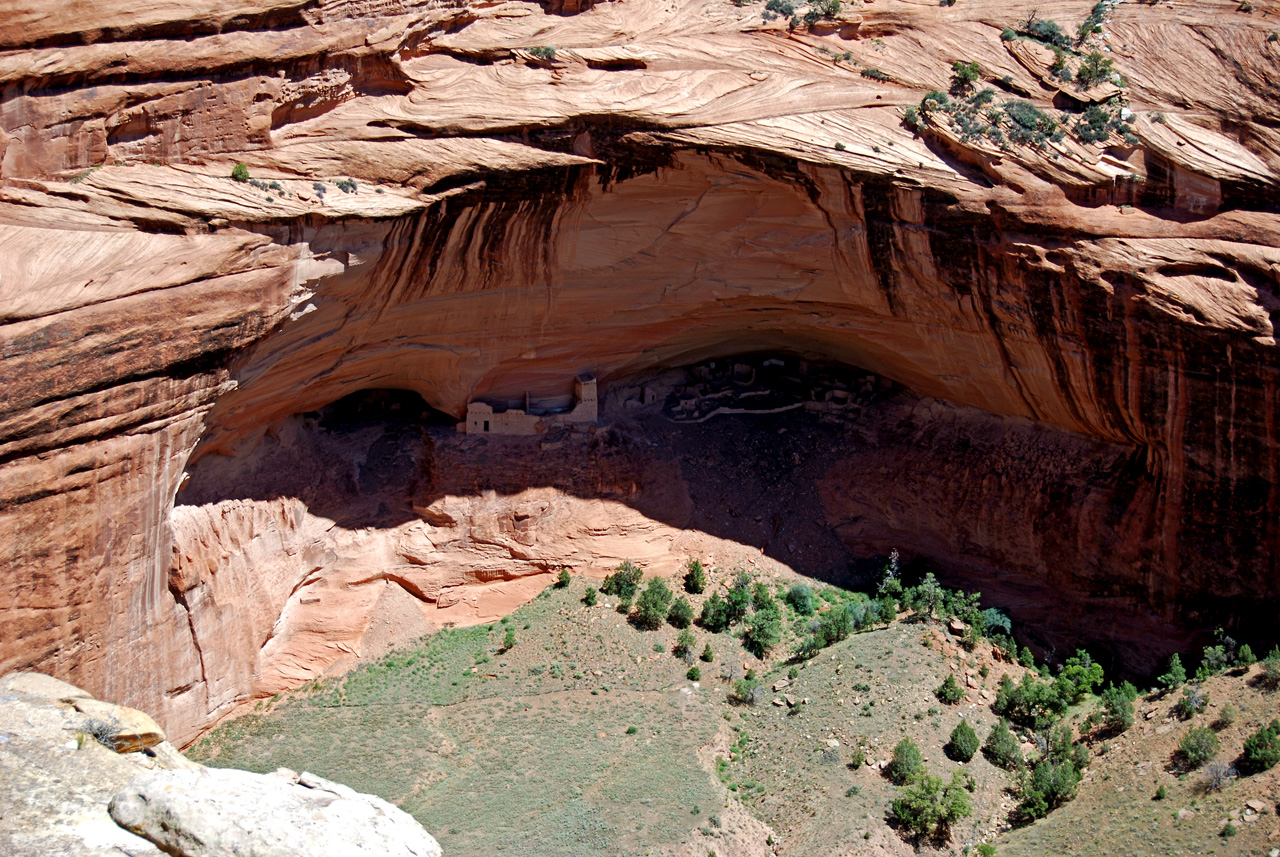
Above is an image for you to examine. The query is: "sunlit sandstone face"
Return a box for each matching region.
[1,0,1278,744]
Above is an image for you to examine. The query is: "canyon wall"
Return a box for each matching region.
[2,0,1279,743]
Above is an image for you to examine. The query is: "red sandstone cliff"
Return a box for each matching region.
[1,0,1278,743]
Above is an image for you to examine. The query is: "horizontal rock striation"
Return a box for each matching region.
[1,0,1278,742]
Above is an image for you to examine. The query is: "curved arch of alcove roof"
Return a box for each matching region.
[593,327,925,390]
[184,145,1101,464]
[184,304,1049,472]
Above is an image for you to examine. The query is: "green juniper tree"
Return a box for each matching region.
[726,572,753,624]
[699,593,729,632]
[633,577,673,630]
[887,737,925,785]
[1099,682,1138,733]
[1075,51,1114,89]
[1179,727,1218,769]
[913,573,945,620]
[684,558,707,594]
[1240,720,1280,774]
[1158,653,1187,690]
[891,771,972,840]
[743,594,782,657]
[668,596,694,629]
[946,719,980,762]
[1262,646,1280,690]
[673,628,697,658]
[936,674,964,705]
[950,60,981,92]
[602,561,643,600]
[982,720,1023,770]
[785,584,816,616]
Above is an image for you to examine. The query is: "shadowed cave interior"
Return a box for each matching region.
[176,352,1219,677]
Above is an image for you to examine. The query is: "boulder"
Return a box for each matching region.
[70,698,165,753]
[110,767,443,857]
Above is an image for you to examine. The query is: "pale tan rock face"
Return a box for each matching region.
[1,0,1278,743]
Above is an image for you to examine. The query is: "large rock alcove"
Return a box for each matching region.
[2,0,1279,745]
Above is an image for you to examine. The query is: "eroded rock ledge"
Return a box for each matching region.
[0,671,443,857]
[1,0,1278,744]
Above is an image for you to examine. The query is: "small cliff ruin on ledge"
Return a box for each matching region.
[1,0,1279,745]
[460,373,598,434]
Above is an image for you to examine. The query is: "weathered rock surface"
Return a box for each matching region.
[1,0,1278,742]
[110,768,443,857]
[0,673,192,857]
[0,672,441,857]
[0,671,93,701]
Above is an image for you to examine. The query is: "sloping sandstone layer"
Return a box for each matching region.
[2,0,1279,744]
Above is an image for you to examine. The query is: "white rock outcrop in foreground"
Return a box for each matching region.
[111,768,444,857]
[0,672,441,857]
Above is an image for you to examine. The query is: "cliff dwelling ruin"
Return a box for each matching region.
[460,374,598,435]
